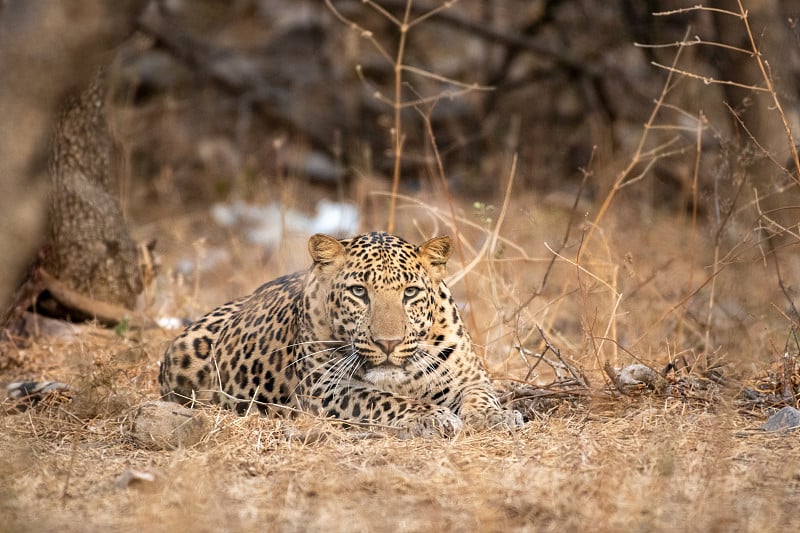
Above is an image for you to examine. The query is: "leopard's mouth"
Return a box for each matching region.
[355,343,413,367]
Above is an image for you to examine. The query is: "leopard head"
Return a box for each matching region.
[306,232,452,388]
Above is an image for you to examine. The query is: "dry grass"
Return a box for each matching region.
[1,188,799,531]
[3,2,800,531]
[2,377,799,532]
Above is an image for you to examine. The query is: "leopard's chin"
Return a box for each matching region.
[362,365,412,388]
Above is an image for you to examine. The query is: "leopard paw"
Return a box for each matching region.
[395,408,463,438]
[462,407,524,431]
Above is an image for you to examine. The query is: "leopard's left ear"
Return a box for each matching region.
[417,236,452,282]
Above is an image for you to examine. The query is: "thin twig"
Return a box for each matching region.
[537,325,588,388]
[649,62,769,91]
[653,6,742,17]
[736,0,800,184]
[577,27,692,266]
[504,152,593,322]
[635,37,753,56]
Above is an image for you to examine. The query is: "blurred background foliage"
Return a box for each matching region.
[107,0,798,213]
[1,0,799,365]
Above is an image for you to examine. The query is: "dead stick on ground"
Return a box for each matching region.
[37,268,154,328]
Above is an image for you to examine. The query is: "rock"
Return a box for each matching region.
[615,363,669,393]
[759,406,800,432]
[129,400,209,449]
[115,468,159,489]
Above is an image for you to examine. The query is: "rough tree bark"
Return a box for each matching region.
[37,69,145,318]
[0,0,149,333]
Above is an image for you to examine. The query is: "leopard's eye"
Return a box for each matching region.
[403,286,421,299]
[349,285,367,298]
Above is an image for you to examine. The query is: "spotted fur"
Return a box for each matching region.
[159,232,523,436]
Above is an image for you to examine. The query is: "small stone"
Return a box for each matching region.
[115,468,159,489]
[616,364,669,393]
[129,400,209,449]
[759,406,800,432]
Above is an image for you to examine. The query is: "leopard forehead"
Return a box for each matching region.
[338,233,429,287]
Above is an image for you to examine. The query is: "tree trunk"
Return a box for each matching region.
[0,0,149,332]
[38,69,144,319]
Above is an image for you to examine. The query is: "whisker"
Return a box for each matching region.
[410,348,451,393]
[408,354,436,390]
[344,352,364,391]
[288,343,353,400]
[251,339,345,365]
[325,352,360,395]
[283,344,342,371]
[316,350,355,395]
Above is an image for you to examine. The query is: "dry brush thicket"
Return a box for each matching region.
[2,1,800,531]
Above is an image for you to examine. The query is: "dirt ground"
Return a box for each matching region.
[2,190,799,533]
[2,399,799,533]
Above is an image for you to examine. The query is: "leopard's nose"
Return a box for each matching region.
[374,337,402,355]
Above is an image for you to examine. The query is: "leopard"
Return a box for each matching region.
[158,231,523,437]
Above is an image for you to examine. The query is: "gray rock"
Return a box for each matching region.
[759,406,800,432]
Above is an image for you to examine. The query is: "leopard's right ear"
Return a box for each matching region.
[308,234,346,266]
